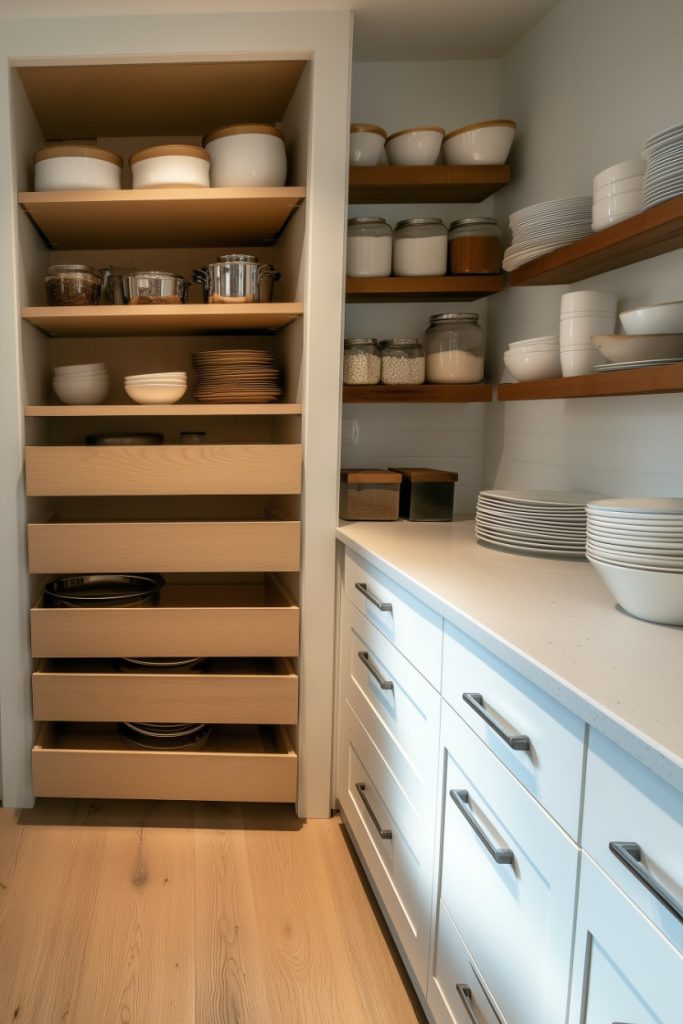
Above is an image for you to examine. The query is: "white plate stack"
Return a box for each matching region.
[502,196,592,272]
[592,158,644,231]
[475,489,599,558]
[642,122,683,210]
[560,290,617,377]
[587,498,683,625]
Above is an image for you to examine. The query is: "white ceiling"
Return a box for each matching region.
[0,0,560,59]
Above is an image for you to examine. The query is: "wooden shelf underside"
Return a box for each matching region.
[25,403,302,417]
[22,304,303,337]
[348,164,510,204]
[345,276,503,302]
[497,363,683,400]
[343,383,493,403]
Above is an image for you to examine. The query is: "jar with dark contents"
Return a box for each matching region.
[45,264,103,306]
[448,218,502,274]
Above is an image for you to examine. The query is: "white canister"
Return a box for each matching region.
[203,123,287,187]
[347,217,393,277]
[34,144,123,191]
[349,123,387,166]
[129,144,210,188]
[560,312,616,377]
[393,218,447,276]
[560,290,617,316]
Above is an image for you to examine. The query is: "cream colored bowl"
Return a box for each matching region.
[385,126,444,166]
[125,382,187,404]
[592,332,683,363]
[443,120,516,165]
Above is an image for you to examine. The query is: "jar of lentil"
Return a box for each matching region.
[346,217,393,277]
[381,338,425,385]
[343,338,381,385]
[448,218,502,274]
[45,264,103,306]
[392,218,447,276]
[424,313,485,383]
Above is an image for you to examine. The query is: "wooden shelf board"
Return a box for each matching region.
[508,195,683,286]
[343,383,493,403]
[497,363,683,401]
[22,304,303,337]
[25,403,302,417]
[345,276,503,302]
[348,164,510,204]
[18,188,306,249]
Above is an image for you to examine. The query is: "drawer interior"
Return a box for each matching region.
[34,720,295,756]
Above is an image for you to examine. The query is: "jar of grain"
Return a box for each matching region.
[392,218,447,276]
[344,338,381,385]
[448,218,502,274]
[347,217,393,277]
[424,313,485,383]
[45,264,103,306]
[381,338,425,385]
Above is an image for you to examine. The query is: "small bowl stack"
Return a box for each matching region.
[53,362,109,405]
[592,158,644,231]
[587,498,683,625]
[503,336,561,382]
[124,371,187,404]
[560,290,617,377]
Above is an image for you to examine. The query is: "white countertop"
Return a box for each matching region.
[337,519,683,793]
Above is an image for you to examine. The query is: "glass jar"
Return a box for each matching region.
[343,338,381,385]
[424,313,485,383]
[448,218,502,274]
[346,217,393,277]
[45,264,103,306]
[392,218,447,276]
[381,338,425,385]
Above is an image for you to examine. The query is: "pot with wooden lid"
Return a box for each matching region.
[129,144,210,188]
[203,123,287,186]
[33,143,123,191]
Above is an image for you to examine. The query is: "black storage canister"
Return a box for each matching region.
[390,467,458,521]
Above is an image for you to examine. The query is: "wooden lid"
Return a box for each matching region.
[386,125,445,142]
[389,467,458,483]
[34,144,123,167]
[204,123,284,145]
[341,469,402,484]
[445,119,516,141]
[350,123,387,137]
[129,144,210,165]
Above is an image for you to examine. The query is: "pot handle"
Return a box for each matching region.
[192,268,208,285]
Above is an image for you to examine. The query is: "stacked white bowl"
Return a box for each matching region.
[503,335,561,382]
[592,158,645,231]
[124,371,187,405]
[560,290,617,377]
[587,498,683,625]
[53,362,109,404]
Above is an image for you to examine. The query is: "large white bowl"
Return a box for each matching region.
[593,158,645,191]
[53,375,109,405]
[588,554,683,625]
[619,301,683,335]
[54,362,106,375]
[125,382,187,404]
[592,332,683,363]
[204,124,287,187]
[385,126,444,166]
[504,347,562,381]
[443,119,516,165]
[593,175,643,201]
[349,124,387,166]
[560,290,617,315]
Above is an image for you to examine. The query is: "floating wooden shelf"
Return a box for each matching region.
[22,303,303,337]
[345,276,503,302]
[343,383,493,403]
[348,165,510,204]
[25,403,302,417]
[508,196,683,286]
[497,363,683,401]
[19,187,306,249]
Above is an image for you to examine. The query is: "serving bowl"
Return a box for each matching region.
[588,555,683,625]
[349,123,387,166]
[204,123,287,187]
[385,126,444,166]
[53,374,109,405]
[619,301,683,335]
[443,119,516,165]
[592,332,683,363]
[504,346,561,381]
[125,381,187,404]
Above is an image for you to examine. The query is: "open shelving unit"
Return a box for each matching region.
[22,304,303,337]
[345,275,503,303]
[497,362,683,401]
[343,383,493,403]
[348,164,510,204]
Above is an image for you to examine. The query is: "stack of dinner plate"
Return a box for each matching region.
[642,122,683,209]
[119,721,212,750]
[192,348,281,403]
[502,196,593,272]
[476,489,600,558]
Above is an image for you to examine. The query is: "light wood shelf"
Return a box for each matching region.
[22,304,303,337]
[345,275,503,302]
[348,164,510,204]
[343,383,493,403]
[25,403,302,417]
[497,363,683,401]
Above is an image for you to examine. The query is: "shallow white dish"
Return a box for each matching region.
[588,554,683,624]
[587,548,683,571]
[481,488,597,507]
[595,357,683,372]
[476,532,586,559]
[125,382,187,404]
[509,335,559,349]
[619,301,683,335]
[385,126,444,166]
[504,346,561,381]
[592,332,683,363]
[589,497,683,515]
[349,124,386,166]
[443,119,516,165]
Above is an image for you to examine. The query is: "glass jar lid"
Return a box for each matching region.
[217,253,258,263]
[348,216,389,226]
[384,337,422,347]
[448,217,499,229]
[47,264,101,276]
[345,337,379,347]
[129,270,183,280]
[395,217,445,230]
[429,312,479,324]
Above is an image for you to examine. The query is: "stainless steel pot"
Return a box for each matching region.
[193,254,260,303]
[122,270,187,305]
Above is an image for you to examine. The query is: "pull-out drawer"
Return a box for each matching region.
[27,519,301,574]
[32,722,297,802]
[32,658,298,724]
[345,549,442,683]
[582,730,683,952]
[442,620,585,838]
[25,444,302,496]
[30,582,299,659]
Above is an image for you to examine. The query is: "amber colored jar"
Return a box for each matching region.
[448,218,502,274]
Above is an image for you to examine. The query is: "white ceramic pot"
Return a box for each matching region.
[349,123,386,166]
[592,191,642,225]
[593,158,645,191]
[130,144,210,188]
[204,124,287,187]
[384,126,444,166]
[560,346,603,377]
[560,290,617,316]
[443,119,516,165]
[34,144,123,191]
[593,175,643,201]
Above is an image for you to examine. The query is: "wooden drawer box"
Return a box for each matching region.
[30,582,299,658]
[25,444,302,496]
[32,658,298,724]
[32,722,297,802]
[28,519,301,573]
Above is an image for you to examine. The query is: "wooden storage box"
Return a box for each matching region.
[389,467,458,521]
[339,469,401,521]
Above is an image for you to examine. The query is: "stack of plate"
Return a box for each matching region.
[476,489,599,558]
[502,196,593,272]
[192,349,281,403]
[587,498,683,625]
[642,122,683,209]
[119,721,212,750]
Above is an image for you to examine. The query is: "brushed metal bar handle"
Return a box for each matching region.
[609,841,683,924]
[358,650,394,691]
[450,789,514,865]
[355,782,392,840]
[456,985,480,1024]
[355,581,392,612]
[463,692,531,751]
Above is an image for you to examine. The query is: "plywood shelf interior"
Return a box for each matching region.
[22,304,303,337]
[25,403,302,417]
[348,164,511,204]
[345,276,503,302]
[343,383,493,403]
[497,362,683,401]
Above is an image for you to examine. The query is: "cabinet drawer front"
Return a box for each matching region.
[28,520,301,573]
[439,703,578,1024]
[25,444,302,496]
[345,549,442,683]
[568,854,683,1024]
[582,730,683,952]
[442,620,585,838]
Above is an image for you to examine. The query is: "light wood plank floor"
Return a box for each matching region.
[0,800,427,1024]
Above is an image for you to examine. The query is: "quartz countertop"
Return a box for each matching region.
[337,519,683,793]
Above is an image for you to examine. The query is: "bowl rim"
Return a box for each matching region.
[385,125,445,142]
[350,123,387,137]
[444,119,516,141]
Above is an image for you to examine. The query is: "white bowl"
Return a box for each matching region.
[385,126,444,166]
[204,124,287,187]
[54,362,107,375]
[593,158,645,191]
[53,375,110,404]
[560,290,617,315]
[592,191,642,222]
[349,124,387,166]
[619,301,683,335]
[509,343,560,354]
[125,382,187,404]
[130,144,210,188]
[504,347,562,381]
[592,332,683,363]
[588,555,683,625]
[124,371,187,382]
[560,346,602,377]
[509,335,559,349]
[443,119,516,165]
[34,144,123,191]
[593,176,643,201]
[560,314,616,353]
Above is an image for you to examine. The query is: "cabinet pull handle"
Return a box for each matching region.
[355,782,392,840]
[355,581,392,612]
[609,841,683,924]
[450,789,514,865]
[456,985,481,1024]
[462,693,531,751]
[358,650,394,691]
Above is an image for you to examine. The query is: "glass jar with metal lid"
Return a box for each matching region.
[448,217,502,274]
[392,217,447,276]
[381,338,426,385]
[347,217,393,277]
[424,312,485,383]
[45,264,103,306]
[343,338,381,385]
